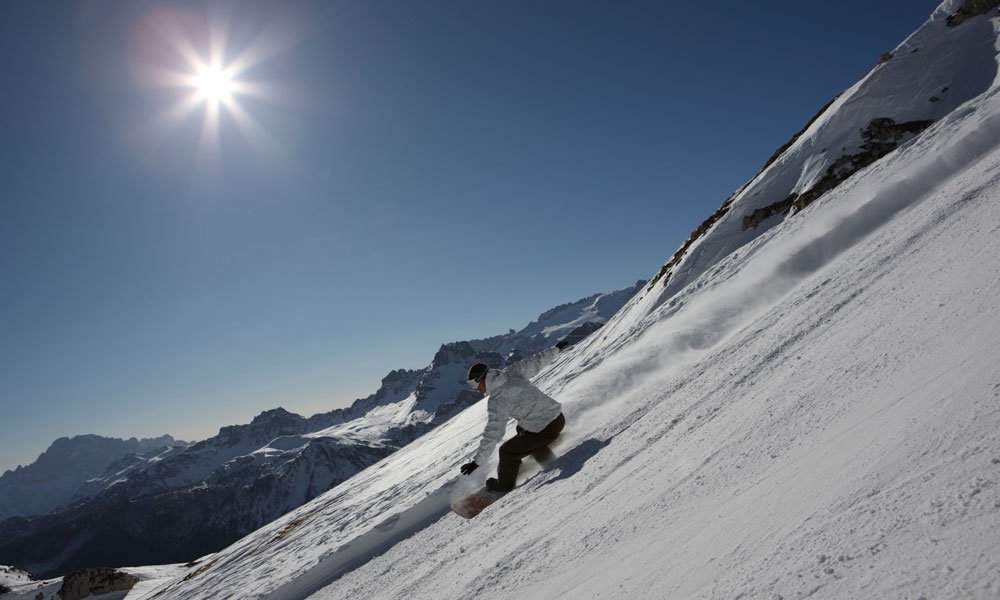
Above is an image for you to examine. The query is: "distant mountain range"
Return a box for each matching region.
[0,434,189,523]
[0,280,643,578]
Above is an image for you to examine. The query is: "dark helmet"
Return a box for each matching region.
[467,363,489,383]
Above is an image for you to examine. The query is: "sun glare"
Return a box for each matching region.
[193,66,234,103]
[133,8,297,163]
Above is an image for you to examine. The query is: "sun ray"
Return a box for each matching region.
[205,10,231,75]
[164,93,205,123]
[227,80,292,104]
[225,99,281,159]
[148,12,205,74]
[224,19,301,77]
[196,96,222,164]
[148,93,205,139]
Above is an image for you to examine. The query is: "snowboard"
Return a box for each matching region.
[451,486,508,519]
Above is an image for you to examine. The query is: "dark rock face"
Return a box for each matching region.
[947,0,1000,27]
[742,117,933,231]
[58,568,137,600]
[0,583,11,595]
[560,322,604,347]
[430,341,475,367]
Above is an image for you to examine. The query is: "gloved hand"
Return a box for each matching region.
[460,461,479,475]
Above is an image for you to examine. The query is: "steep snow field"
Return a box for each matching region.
[593,0,998,350]
[130,4,1000,599]
[306,83,1000,600]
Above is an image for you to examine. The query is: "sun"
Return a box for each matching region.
[132,8,296,163]
[193,65,234,103]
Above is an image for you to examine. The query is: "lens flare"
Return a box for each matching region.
[130,7,298,164]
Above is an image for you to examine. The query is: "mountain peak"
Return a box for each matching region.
[431,342,478,367]
[251,407,297,424]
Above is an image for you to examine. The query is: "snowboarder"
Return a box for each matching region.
[459,342,568,493]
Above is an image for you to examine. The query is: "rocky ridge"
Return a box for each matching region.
[58,568,137,600]
[741,117,934,230]
[946,0,1000,26]
[641,0,996,297]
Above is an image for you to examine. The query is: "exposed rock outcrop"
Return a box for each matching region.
[559,321,604,347]
[946,0,1000,27]
[647,93,845,292]
[58,568,137,600]
[742,117,933,230]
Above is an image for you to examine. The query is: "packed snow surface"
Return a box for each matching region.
[134,4,999,599]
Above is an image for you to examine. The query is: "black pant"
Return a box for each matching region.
[496,413,565,489]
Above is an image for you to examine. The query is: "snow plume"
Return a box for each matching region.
[555,89,1000,448]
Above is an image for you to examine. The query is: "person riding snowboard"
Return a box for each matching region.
[459,342,568,492]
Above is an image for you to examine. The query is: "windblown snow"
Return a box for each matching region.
[115,3,1000,599]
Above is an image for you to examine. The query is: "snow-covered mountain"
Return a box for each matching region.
[619,0,999,336]
[0,434,188,523]
[119,3,1000,599]
[0,282,642,578]
[467,283,643,360]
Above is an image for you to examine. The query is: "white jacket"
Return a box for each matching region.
[472,346,563,464]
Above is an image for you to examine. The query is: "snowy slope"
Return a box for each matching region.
[132,3,1000,599]
[313,92,1000,599]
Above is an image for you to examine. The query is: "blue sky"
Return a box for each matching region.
[0,0,941,473]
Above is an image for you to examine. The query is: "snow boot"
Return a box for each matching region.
[485,478,513,494]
